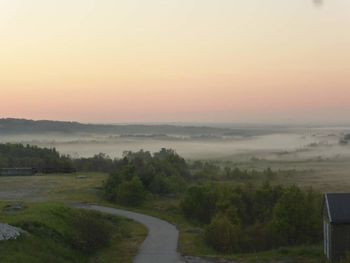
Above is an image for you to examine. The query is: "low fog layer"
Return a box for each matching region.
[1,120,350,162]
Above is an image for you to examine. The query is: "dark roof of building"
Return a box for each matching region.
[325,193,350,224]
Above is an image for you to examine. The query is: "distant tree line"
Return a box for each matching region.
[0,144,190,178]
[0,143,288,180]
[189,160,276,181]
[339,134,350,145]
[0,143,74,173]
[73,153,118,173]
[0,143,138,174]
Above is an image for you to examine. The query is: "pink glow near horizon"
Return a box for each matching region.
[1,0,350,124]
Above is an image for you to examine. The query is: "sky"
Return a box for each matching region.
[0,0,350,124]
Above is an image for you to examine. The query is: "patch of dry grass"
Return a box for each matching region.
[0,173,107,202]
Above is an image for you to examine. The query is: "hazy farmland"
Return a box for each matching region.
[2,119,350,192]
[1,123,350,162]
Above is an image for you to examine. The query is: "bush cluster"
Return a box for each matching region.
[189,161,276,181]
[181,183,322,253]
[104,149,189,206]
[15,205,115,255]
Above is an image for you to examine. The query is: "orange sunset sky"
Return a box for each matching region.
[1,0,349,124]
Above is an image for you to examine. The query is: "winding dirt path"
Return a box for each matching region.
[74,204,184,263]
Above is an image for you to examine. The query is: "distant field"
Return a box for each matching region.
[1,121,350,161]
[206,156,350,192]
[1,156,350,204]
[0,173,107,202]
[1,125,350,198]
[243,159,350,192]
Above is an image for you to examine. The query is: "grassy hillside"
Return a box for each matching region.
[0,202,146,263]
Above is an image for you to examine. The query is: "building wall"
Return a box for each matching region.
[331,224,350,262]
[324,219,330,259]
[0,168,35,176]
[324,205,331,260]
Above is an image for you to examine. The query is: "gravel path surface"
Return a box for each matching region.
[183,257,237,263]
[0,223,23,241]
[73,204,184,263]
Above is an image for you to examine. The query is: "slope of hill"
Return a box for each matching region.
[0,118,267,137]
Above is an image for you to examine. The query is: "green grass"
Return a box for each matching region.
[90,220,146,263]
[0,172,108,202]
[231,245,325,263]
[0,202,147,263]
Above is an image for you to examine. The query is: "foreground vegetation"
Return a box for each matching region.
[106,196,325,263]
[0,202,146,263]
[0,144,330,262]
[181,183,321,253]
[99,149,325,262]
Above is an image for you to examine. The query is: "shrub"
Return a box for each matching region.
[12,204,117,257]
[116,176,146,206]
[180,185,218,224]
[103,149,190,201]
[181,183,322,253]
[70,210,113,253]
[149,173,172,195]
[271,186,321,245]
[204,215,240,253]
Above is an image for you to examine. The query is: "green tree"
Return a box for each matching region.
[116,176,146,206]
[180,185,218,224]
[253,182,283,223]
[204,215,240,253]
[271,185,320,245]
[104,149,190,199]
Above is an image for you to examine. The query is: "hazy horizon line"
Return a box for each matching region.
[2,117,350,128]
